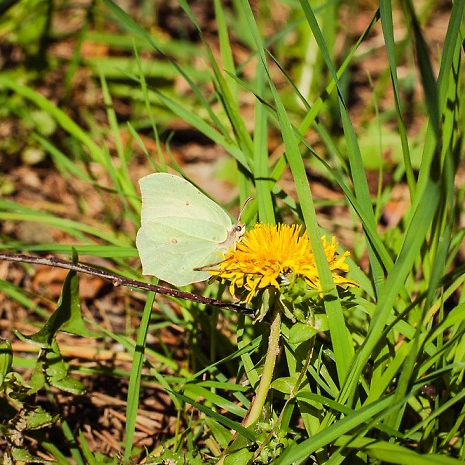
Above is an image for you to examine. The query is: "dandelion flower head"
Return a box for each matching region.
[209,223,357,304]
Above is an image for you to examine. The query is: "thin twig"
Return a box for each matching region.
[0,253,252,314]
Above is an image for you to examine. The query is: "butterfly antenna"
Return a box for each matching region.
[238,196,254,224]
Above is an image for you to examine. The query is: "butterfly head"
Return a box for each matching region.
[220,223,245,252]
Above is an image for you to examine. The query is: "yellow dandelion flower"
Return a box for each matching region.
[208,223,357,304]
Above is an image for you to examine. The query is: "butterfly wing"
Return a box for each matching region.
[136,173,234,286]
[136,220,229,286]
[139,173,232,228]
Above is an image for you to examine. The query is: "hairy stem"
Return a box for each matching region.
[243,304,281,427]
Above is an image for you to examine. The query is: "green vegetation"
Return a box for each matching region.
[0,0,464,463]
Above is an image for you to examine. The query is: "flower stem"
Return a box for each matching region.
[217,291,282,463]
[243,301,281,428]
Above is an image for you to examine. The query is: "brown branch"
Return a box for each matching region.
[0,253,252,315]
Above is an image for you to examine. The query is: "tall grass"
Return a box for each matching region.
[0,0,464,463]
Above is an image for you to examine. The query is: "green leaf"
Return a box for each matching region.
[28,341,85,395]
[11,446,50,463]
[23,406,56,430]
[224,448,255,465]
[49,375,85,396]
[173,390,255,442]
[274,395,393,464]
[289,318,329,344]
[43,342,85,395]
[28,359,47,395]
[340,437,465,465]
[206,417,231,449]
[14,270,98,348]
[0,338,13,385]
[272,376,299,395]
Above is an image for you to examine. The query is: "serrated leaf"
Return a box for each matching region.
[49,375,85,395]
[44,341,85,395]
[11,446,51,463]
[29,341,84,395]
[28,359,46,395]
[43,341,68,380]
[23,407,56,429]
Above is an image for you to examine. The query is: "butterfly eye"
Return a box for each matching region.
[232,225,246,247]
[235,224,245,233]
[234,224,246,237]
